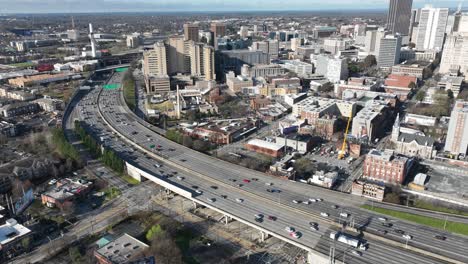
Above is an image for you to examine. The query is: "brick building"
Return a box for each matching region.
[351,180,385,201]
[363,149,414,184]
[245,139,284,158]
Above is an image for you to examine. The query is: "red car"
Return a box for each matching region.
[242,179,251,183]
[267,216,277,221]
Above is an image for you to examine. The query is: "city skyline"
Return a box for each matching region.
[0,0,463,14]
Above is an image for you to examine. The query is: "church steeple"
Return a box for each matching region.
[391,113,400,142]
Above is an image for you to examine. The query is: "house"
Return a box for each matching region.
[0,219,32,261]
[41,178,93,209]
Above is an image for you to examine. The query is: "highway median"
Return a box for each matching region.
[361,205,468,236]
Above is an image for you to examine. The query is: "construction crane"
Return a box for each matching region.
[338,116,352,159]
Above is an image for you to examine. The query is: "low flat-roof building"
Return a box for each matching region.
[41,178,93,209]
[94,233,149,264]
[391,61,432,79]
[351,180,385,201]
[0,218,32,261]
[437,75,464,98]
[8,73,69,87]
[245,139,284,158]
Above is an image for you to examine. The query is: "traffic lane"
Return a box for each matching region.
[98,89,468,262]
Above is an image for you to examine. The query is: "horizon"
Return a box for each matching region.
[0,0,462,14]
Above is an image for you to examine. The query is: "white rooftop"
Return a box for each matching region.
[0,219,31,245]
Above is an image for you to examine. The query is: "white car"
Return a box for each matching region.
[236,198,244,203]
[265,182,272,186]
[285,226,295,233]
[48,179,57,185]
[340,212,350,218]
[208,198,216,203]
[195,190,203,194]
[378,217,388,222]
[320,212,329,217]
[292,200,300,204]
[310,225,318,231]
[403,234,412,240]
[176,176,184,180]
[302,201,310,205]
[153,163,161,168]
[351,250,362,256]
[309,198,317,202]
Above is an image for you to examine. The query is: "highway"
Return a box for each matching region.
[67,70,468,264]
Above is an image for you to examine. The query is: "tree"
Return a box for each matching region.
[408,81,417,89]
[182,135,193,148]
[146,224,163,241]
[146,232,183,264]
[414,89,426,102]
[318,82,335,93]
[193,140,210,153]
[362,55,377,69]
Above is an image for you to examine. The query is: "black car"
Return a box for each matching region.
[255,217,263,223]
[210,186,218,189]
[377,229,388,235]
[394,229,405,234]
[192,185,198,189]
[435,235,447,241]
[382,222,393,228]
[221,195,227,199]
[266,189,272,192]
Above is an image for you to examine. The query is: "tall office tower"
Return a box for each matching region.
[415,5,449,51]
[251,40,279,59]
[452,3,463,32]
[444,100,468,155]
[440,32,468,76]
[409,9,420,41]
[168,36,190,74]
[210,22,226,49]
[377,35,402,68]
[203,46,215,81]
[189,42,215,81]
[386,0,413,35]
[365,28,387,55]
[143,42,168,76]
[189,42,203,77]
[183,23,199,42]
[253,25,258,34]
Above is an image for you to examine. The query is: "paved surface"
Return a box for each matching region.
[65,71,468,264]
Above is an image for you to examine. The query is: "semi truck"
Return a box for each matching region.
[330,231,367,250]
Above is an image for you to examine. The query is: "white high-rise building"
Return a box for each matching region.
[365,28,387,56]
[444,100,468,155]
[414,5,449,51]
[143,42,168,76]
[313,54,348,83]
[377,35,402,68]
[188,42,215,81]
[440,32,468,77]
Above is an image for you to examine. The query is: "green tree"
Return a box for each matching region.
[408,81,417,89]
[414,90,426,102]
[146,224,164,241]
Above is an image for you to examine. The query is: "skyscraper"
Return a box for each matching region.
[189,42,215,81]
[143,42,168,76]
[444,100,468,155]
[210,22,226,49]
[414,5,449,51]
[183,23,199,42]
[377,35,402,68]
[440,32,468,76]
[386,0,413,35]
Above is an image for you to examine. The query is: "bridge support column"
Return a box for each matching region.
[192,201,197,209]
[224,215,231,225]
[259,231,269,242]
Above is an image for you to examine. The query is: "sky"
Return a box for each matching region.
[0,0,462,14]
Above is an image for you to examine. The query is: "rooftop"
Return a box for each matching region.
[96,233,149,264]
[0,219,31,245]
[247,139,284,151]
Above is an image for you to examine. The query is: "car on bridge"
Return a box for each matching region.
[242,179,251,183]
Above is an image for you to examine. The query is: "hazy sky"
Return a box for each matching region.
[0,0,462,13]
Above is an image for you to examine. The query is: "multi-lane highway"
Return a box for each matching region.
[66,70,468,264]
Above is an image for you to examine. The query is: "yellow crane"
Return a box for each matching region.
[338,116,352,159]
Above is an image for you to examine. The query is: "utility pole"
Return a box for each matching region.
[444,215,448,230]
